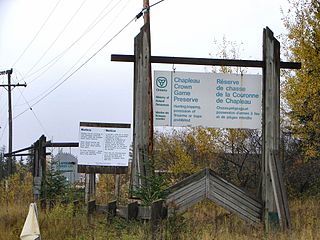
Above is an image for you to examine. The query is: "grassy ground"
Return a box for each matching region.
[1,198,319,240]
[1,172,319,239]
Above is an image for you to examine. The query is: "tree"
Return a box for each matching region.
[282,0,320,159]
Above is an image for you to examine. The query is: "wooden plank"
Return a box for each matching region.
[96,204,108,214]
[166,168,207,193]
[107,201,117,220]
[269,152,291,229]
[117,206,128,219]
[209,177,262,215]
[4,145,33,157]
[151,199,167,222]
[87,200,96,215]
[209,181,261,219]
[170,185,206,208]
[174,188,206,213]
[127,201,139,220]
[80,122,130,128]
[45,142,79,148]
[78,165,128,174]
[111,54,301,69]
[138,206,151,220]
[166,177,206,203]
[208,192,261,224]
[209,173,262,210]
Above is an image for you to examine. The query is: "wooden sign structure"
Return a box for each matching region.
[78,122,131,203]
[111,25,300,230]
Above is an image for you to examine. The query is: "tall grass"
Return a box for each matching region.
[1,172,319,239]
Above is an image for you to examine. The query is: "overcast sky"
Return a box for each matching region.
[0,0,290,153]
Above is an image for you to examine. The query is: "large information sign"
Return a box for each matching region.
[78,122,131,167]
[154,71,262,129]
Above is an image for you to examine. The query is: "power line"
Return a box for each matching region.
[14,12,139,119]
[14,0,165,119]
[22,0,88,79]
[17,88,49,137]
[18,0,131,107]
[20,0,122,84]
[11,0,63,67]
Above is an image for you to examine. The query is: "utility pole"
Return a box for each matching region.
[0,69,27,175]
[143,0,154,165]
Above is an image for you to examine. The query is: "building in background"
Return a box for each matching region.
[53,151,82,184]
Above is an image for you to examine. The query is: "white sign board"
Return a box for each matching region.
[154,71,262,129]
[78,124,131,166]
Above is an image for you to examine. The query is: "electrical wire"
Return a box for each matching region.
[14,13,138,119]
[11,0,63,67]
[22,0,88,78]
[19,0,130,107]
[17,88,49,137]
[0,72,49,142]
[14,0,165,119]
[20,0,120,84]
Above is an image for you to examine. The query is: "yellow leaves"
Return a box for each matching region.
[0,170,33,206]
[169,142,199,175]
[282,0,320,159]
[154,127,221,177]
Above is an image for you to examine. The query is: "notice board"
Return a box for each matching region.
[78,122,131,174]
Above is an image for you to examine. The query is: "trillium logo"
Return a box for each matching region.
[156,76,168,88]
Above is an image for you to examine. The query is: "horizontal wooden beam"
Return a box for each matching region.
[45,142,79,148]
[78,165,128,174]
[111,54,301,69]
[4,146,34,157]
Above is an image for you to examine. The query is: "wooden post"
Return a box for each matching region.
[114,174,121,200]
[85,173,96,204]
[127,201,139,220]
[39,135,47,209]
[107,200,117,221]
[131,23,153,191]
[262,27,290,230]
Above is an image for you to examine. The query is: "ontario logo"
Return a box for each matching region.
[156,76,168,88]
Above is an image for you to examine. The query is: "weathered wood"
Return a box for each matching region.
[114,175,121,200]
[209,176,261,215]
[4,145,33,157]
[80,122,130,128]
[87,200,96,215]
[107,200,117,220]
[45,142,79,148]
[127,201,139,220]
[166,168,263,225]
[166,168,207,193]
[262,27,291,230]
[78,165,128,174]
[209,181,261,219]
[166,176,206,202]
[138,206,151,220]
[117,206,128,219]
[208,192,261,224]
[174,189,206,213]
[111,54,301,69]
[96,204,108,214]
[209,172,262,210]
[151,199,167,221]
[131,23,153,192]
[85,174,96,203]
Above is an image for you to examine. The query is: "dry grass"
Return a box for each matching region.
[1,172,319,239]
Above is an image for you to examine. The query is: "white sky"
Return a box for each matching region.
[0,0,290,152]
